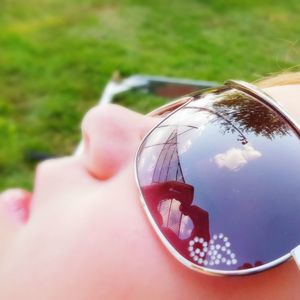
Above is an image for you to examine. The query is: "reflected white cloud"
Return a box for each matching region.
[177,110,215,155]
[178,108,215,129]
[179,139,192,155]
[214,144,262,171]
[179,214,193,239]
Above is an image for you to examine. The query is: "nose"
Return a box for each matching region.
[81,104,158,180]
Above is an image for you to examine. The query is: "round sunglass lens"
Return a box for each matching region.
[136,88,300,273]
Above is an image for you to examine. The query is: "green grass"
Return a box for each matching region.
[0,0,300,189]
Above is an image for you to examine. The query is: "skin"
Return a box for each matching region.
[0,84,299,299]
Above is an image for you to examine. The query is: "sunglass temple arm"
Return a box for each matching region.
[291,245,300,270]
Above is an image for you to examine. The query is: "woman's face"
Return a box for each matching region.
[0,85,300,299]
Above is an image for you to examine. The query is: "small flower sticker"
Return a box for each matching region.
[188,233,237,267]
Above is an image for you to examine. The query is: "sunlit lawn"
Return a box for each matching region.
[0,0,300,189]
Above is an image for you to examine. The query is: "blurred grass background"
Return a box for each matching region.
[0,0,300,189]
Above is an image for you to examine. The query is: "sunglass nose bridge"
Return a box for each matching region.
[291,245,300,271]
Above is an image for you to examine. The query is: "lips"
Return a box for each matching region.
[0,188,32,224]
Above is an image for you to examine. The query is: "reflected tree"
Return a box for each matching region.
[212,91,290,140]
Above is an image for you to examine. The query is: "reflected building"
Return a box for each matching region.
[142,127,210,260]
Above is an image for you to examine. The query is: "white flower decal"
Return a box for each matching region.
[188,233,237,267]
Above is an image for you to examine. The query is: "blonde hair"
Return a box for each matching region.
[255,71,300,88]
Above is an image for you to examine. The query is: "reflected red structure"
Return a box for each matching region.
[238,261,264,270]
[141,127,210,263]
[143,181,210,261]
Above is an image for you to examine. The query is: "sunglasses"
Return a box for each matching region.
[135,80,300,276]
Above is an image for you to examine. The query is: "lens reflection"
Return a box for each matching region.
[137,88,300,271]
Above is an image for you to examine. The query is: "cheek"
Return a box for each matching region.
[0,171,172,299]
[82,179,170,296]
